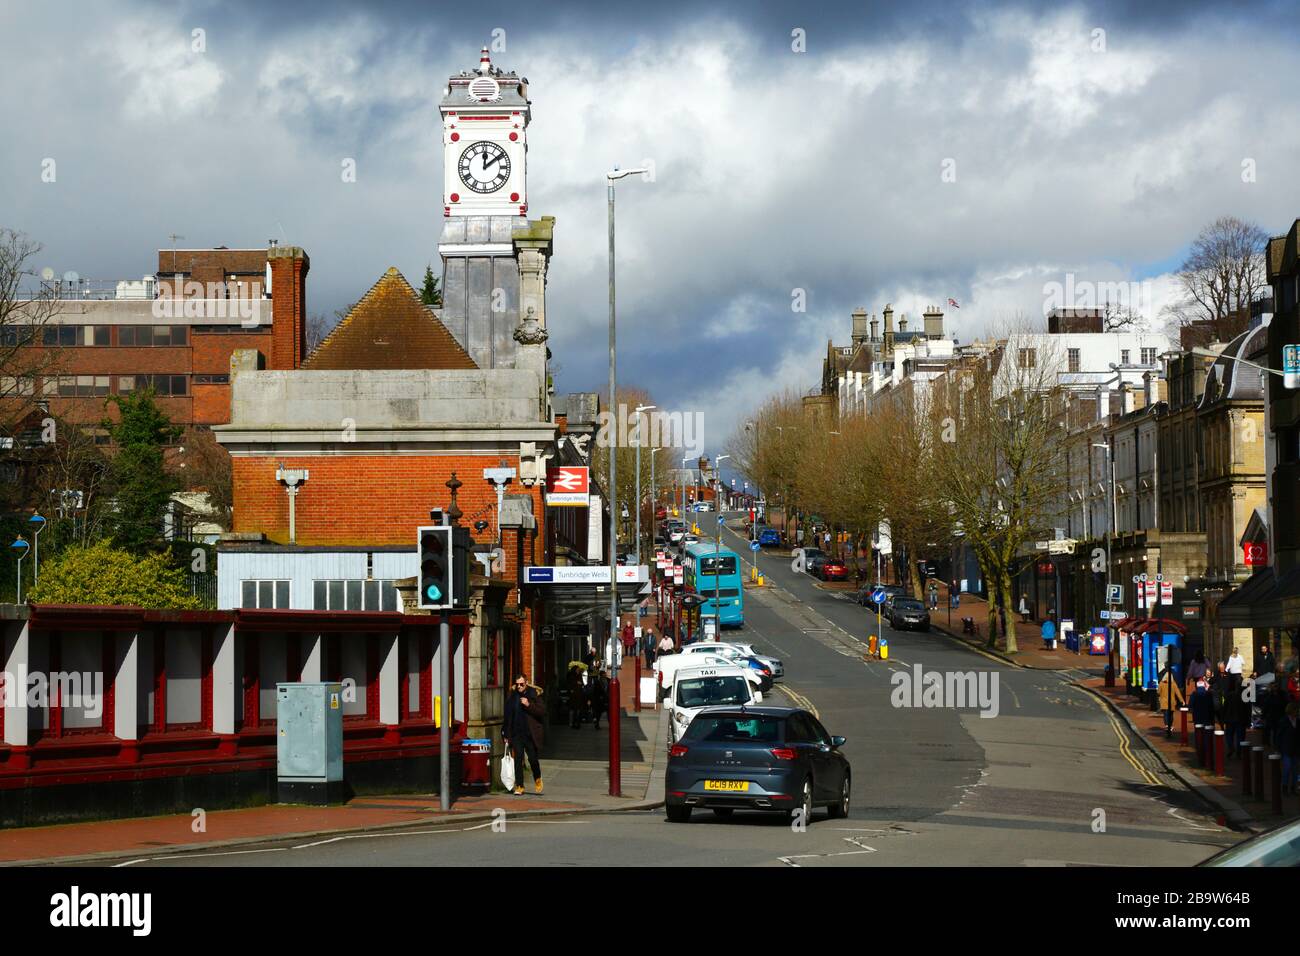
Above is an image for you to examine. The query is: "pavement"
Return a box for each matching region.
[922,588,1298,832]
[0,706,670,866]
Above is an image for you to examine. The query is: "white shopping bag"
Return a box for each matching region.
[500,751,516,791]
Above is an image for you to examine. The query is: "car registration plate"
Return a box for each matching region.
[703,780,749,792]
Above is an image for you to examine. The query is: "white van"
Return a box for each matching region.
[667,664,760,742]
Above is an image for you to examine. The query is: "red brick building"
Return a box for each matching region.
[11,244,309,432]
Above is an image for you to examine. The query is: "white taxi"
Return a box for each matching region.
[666,663,759,743]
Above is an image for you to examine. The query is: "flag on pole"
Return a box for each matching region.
[947,298,961,309]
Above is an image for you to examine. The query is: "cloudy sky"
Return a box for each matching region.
[3,0,1299,476]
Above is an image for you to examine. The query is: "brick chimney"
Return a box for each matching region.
[851,307,869,347]
[268,245,310,370]
[883,304,895,355]
[869,313,879,342]
[923,305,944,340]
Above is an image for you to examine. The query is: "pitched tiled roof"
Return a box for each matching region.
[303,268,477,371]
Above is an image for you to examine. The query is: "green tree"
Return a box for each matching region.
[420,264,442,307]
[103,390,181,553]
[28,540,202,608]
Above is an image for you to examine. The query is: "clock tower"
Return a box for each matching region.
[437,47,552,373]
[440,46,529,218]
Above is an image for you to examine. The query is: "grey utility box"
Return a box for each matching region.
[276,682,345,805]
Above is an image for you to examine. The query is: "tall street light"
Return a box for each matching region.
[712,454,731,638]
[606,165,648,798]
[634,403,656,565]
[1093,441,1118,687]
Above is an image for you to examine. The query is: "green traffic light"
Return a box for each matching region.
[426,583,442,601]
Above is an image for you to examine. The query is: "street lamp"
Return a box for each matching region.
[711,455,731,637]
[12,536,30,603]
[605,165,649,799]
[28,513,46,582]
[1093,441,1118,687]
[634,403,656,565]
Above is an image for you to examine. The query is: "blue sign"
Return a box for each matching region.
[749,540,761,552]
[870,587,886,605]
[717,515,725,525]
[526,567,554,583]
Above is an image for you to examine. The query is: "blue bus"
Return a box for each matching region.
[683,540,744,627]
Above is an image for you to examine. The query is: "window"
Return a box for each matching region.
[240,580,290,608]
[699,555,737,576]
[312,579,399,611]
[118,325,188,346]
[0,326,35,347]
[1017,348,1036,368]
[119,374,187,396]
[1141,347,1156,365]
[0,376,35,396]
[1120,349,1130,365]
[1067,348,1080,373]
[193,373,230,384]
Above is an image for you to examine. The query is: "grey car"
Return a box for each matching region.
[886,596,931,631]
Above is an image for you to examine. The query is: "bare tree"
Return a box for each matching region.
[0,229,67,435]
[33,417,111,550]
[931,330,1070,652]
[1167,216,1268,342]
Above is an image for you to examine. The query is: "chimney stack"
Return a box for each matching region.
[882,304,895,355]
[851,307,869,347]
[869,313,879,341]
[924,305,944,340]
[899,314,908,334]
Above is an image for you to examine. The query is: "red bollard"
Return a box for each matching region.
[1242,745,1252,797]
[1213,730,1225,776]
[633,655,641,713]
[1193,725,1204,766]
[1270,753,1283,815]
[1179,707,1189,746]
[1253,746,1265,798]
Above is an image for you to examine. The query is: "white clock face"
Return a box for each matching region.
[458,141,510,194]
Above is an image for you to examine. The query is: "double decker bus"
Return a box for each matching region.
[683,540,744,628]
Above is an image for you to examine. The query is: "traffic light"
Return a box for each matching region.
[418,526,453,610]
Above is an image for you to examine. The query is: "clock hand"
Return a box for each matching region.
[483,151,502,170]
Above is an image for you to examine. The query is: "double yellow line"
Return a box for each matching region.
[778,684,819,719]
[1088,692,1162,786]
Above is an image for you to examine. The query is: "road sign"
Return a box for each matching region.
[1160,581,1173,605]
[870,587,886,605]
[1047,539,1076,555]
[749,540,760,552]
[717,515,724,525]
[1099,609,1111,620]
[1284,343,1300,389]
[1106,584,1123,604]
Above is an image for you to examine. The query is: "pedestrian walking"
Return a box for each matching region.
[1040,613,1057,651]
[502,674,546,795]
[643,626,657,667]
[1256,644,1276,679]
[1019,593,1030,624]
[1189,680,1214,728]
[566,664,585,729]
[1279,704,1300,795]
[590,667,610,731]
[1227,647,1245,676]
[1158,667,1185,738]
[622,621,637,661]
[928,582,939,611]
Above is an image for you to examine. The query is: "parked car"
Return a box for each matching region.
[817,559,849,581]
[757,527,781,547]
[729,642,784,680]
[886,596,931,631]
[797,547,828,575]
[856,583,905,610]
[665,706,851,823]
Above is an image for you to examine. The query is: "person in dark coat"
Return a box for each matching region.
[502,674,546,795]
[589,667,610,730]
[1279,704,1300,795]
[643,626,657,668]
[1256,645,1277,679]
[1189,681,1215,729]
[1222,674,1246,757]
[1184,651,1210,698]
